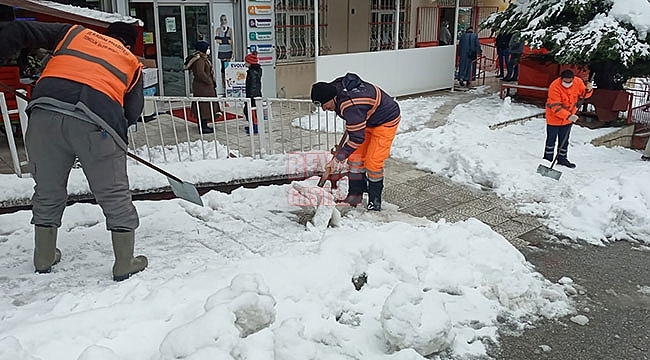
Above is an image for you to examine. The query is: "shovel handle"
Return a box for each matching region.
[318,130,348,187]
[126,152,184,183]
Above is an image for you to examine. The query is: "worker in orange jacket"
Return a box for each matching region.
[0,21,147,281]
[544,69,593,168]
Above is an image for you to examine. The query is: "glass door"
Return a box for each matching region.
[158,5,184,96]
[183,5,211,96]
[157,4,210,96]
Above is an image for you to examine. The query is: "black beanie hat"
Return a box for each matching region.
[310,82,337,104]
[195,40,210,53]
[106,21,138,48]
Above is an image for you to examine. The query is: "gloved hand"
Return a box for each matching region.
[586,82,594,91]
[568,114,579,123]
[326,157,346,173]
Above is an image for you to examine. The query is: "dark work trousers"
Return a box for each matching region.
[497,49,510,77]
[544,123,572,160]
[26,108,139,231]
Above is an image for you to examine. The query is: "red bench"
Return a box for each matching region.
[0,66,30,123]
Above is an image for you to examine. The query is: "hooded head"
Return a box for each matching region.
[195,40,210,54]
[106,22,138,48]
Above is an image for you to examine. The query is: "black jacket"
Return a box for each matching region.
[0,21,144,146]
[246,64,262,99]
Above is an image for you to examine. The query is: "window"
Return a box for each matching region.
[275,0,329,62]
[369,0,411,51]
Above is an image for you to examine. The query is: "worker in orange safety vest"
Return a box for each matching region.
[544,69,593,168]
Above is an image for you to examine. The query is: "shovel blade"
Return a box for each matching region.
[536,163,562,180]
[168,178,204,206]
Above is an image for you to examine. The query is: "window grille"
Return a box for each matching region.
[275,0,329,62]
[369,0,412,51]
[476,6,497,38]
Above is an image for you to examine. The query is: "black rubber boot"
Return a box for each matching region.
[112,230,148,281]
[34,225,61,273]
[557,157,576,168]
[342,176,367,207]
[367,179,384,211]
[199,121,214,134]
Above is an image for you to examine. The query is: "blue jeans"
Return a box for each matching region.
[505,53,521,80]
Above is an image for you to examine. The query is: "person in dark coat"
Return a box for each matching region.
[503,33,524,82]
[495,32,512,78]
[0,21,147,281]
[244,52,262,135]
[457,27,482,86]
[185,40,222,134]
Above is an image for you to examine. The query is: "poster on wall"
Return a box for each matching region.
[212,3,236,95]
[225,62,247,98]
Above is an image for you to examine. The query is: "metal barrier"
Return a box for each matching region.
[0,91,30,177]
[1,94,346,177]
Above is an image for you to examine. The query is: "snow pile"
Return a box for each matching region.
[391,93,650,244]
[0,184,573,359]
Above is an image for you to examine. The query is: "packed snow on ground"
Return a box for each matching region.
[0,180,571,359]
[2,85,644,359]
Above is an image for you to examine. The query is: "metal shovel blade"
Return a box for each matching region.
[168,178,204,206]
[536,163,562,180]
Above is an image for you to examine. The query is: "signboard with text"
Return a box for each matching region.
[245,0,276,97]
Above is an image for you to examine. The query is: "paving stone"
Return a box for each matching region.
[400,203,441,218]
[465,198,500,212]
[427,210,469,223]
[444,190,479,204]
[418,197,457,212]
[448,203,486,217]
[493,220,541,240]
[513,214,542,226]
[473,210,510,226]
[384,183,423,208]
[405,175,447,190]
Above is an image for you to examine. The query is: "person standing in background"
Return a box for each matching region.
[439,20,452,46]
[543,69,593,168]
[215,14,234,93]
[495,32,511,79]
[457,27,481,87]
[185,40,222,134]
[503,32,524,82]
[244,52,262,135]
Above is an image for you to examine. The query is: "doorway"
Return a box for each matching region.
[157,4,210,96]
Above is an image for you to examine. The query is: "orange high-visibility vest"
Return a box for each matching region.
[39,25,142,106]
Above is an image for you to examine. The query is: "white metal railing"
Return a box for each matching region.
[1,91,30,178]
[2,93,345,177]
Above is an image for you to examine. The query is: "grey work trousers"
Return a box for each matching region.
[25,108,139,231]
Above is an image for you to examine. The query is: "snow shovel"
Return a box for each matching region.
[536,128,571,181]
[1,81,204,206]
[126,152,203,206]
[318,130,348,187]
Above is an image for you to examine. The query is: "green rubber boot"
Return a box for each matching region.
[34,225,62,273]
[111,230,148,281]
